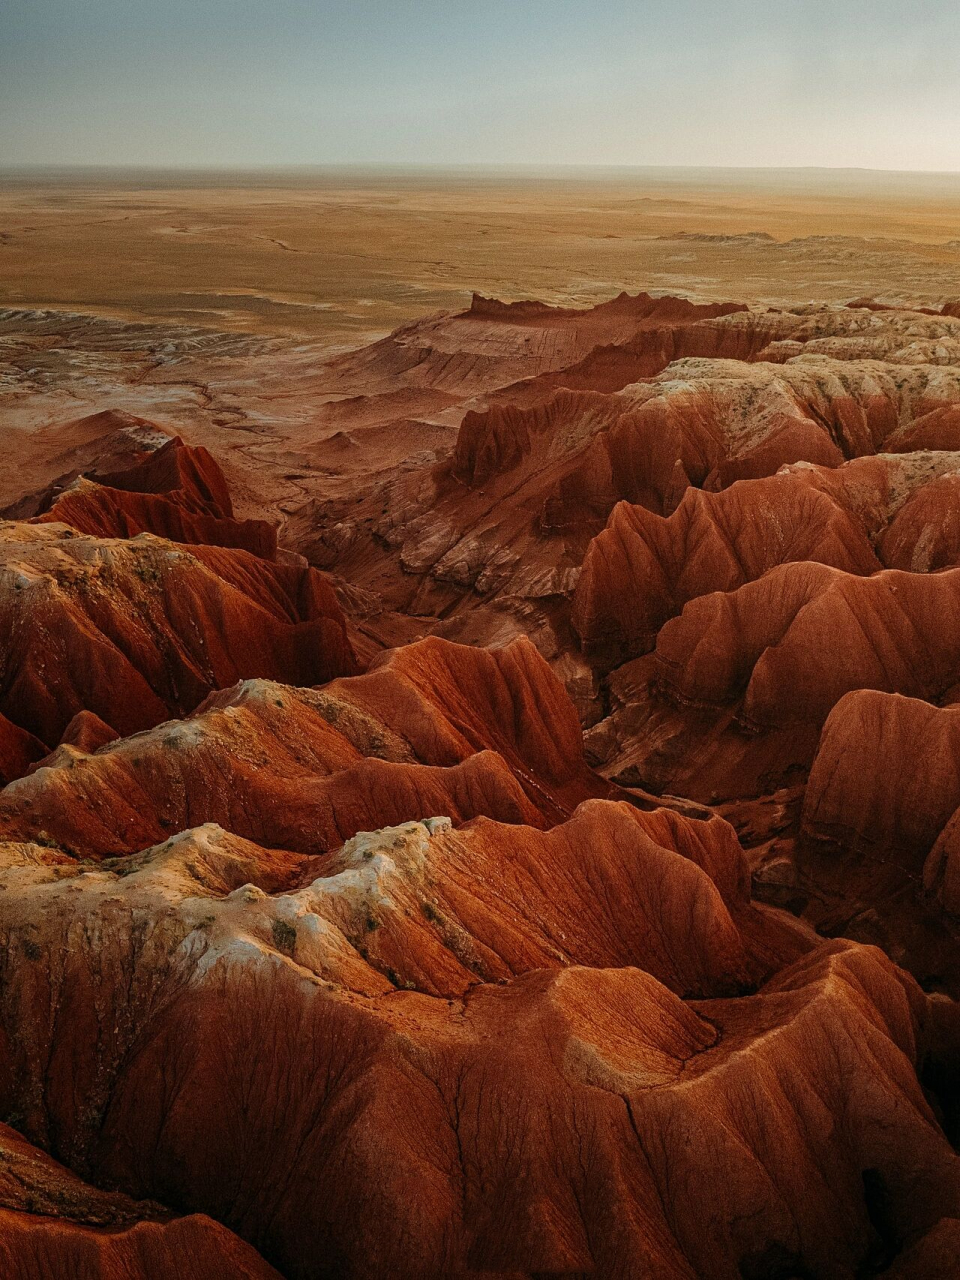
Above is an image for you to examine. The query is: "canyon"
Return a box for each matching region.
[4,180,960,1275]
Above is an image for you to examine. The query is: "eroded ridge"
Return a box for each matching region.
[4,291,960,1277]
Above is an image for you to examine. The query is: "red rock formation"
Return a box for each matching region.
[0,636,611,856]
[786,452,960,546]
[0,1122,279,1279]
[706,413,847,485]
[318,290,746,408]
[329,636,609,814]
[887,404,960,452]
[572,476,880,668]
[54,710,119,755]
[653,563,960,731]
[0,714,45,785]
[87,431,232,505]
[35,475,277,555]
[801,691,960,923]
[17,430,278,556]
[803,691,960,863]
[887,1220,960,1280]
[1,809,956,1279]
[0,523,357,749]
[501,307,787,400]
[880,473,960,570]
[575,560,960,804]
[781,690,960,983]
[2,410,180,517]
[308,351,960,684]
[579,468,960,801]
[5,292,960,1278]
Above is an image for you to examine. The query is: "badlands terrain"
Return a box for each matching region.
[4,171,960,1277]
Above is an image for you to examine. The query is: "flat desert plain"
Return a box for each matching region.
[2,166,960,342]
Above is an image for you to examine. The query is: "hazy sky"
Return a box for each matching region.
[2,0,960,170]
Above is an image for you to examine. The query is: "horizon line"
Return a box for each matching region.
[3,161,960,178]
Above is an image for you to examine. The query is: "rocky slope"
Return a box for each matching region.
[3,290,960,1277]
[0,1121,280,1279]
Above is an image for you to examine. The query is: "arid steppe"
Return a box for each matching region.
[3,167,960,342]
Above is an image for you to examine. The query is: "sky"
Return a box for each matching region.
[2,0,960,171]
